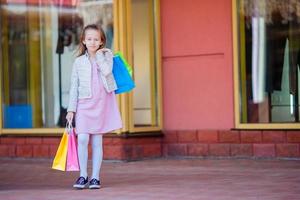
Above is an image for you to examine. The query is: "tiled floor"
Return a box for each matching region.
[0,158,300,200]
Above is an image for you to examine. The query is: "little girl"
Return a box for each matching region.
[66,24,122,189]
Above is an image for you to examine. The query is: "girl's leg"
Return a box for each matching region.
[91,134,103,180]
[77,133,90,178]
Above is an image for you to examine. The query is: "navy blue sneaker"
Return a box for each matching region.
[73,176,88,189]
[89,178,101,189]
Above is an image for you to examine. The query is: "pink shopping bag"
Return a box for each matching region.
[66,128,80,171]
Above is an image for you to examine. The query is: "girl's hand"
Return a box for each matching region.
[66,112,74,123]
[97,48,110,53]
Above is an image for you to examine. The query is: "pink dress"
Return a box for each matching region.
[75,59,122,134]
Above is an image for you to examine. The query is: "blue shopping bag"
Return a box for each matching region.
[113,54,135,94]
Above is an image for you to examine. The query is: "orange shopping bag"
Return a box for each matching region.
[52,128,69,171]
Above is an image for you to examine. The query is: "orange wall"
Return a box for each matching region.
[161,0,234,130]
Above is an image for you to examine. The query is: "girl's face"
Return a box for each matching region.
[83,29,102,53]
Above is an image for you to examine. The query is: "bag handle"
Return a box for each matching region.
[65,120,73,133]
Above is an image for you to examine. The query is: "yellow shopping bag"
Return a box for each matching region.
[52,130,68,171]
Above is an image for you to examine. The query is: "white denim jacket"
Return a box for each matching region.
[67,49,117,112]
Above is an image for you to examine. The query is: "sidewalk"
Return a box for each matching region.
[0,158,300,200]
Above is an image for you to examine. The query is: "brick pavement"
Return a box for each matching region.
[0,158,300,200]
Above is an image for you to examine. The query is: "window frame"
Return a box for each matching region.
[0,0,163,135]
[115,0,163,133]
[232,0,300,129]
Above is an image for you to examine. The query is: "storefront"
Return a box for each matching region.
[0,0,299,160]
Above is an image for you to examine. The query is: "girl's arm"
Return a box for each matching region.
[95,48,113,76]
[67,61,79,113]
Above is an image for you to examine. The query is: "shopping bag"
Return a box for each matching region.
[66,127,79,171]
[114,52,133,76]
[52,129,68,171]
[113,52,135,94]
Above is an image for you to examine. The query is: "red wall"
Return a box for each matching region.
[161,0,234,130]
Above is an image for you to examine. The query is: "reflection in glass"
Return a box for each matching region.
[238,0,300,123]
[1,0,113,128]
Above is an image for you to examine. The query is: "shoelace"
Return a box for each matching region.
[90,179,100,185]
[77,177,87,184]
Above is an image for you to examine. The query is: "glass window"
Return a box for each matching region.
[131,0,160,127]
[0,0,163,133]
[0,0,113,128]
[237,0,300,124]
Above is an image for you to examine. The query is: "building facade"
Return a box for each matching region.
[1,0,300,160]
